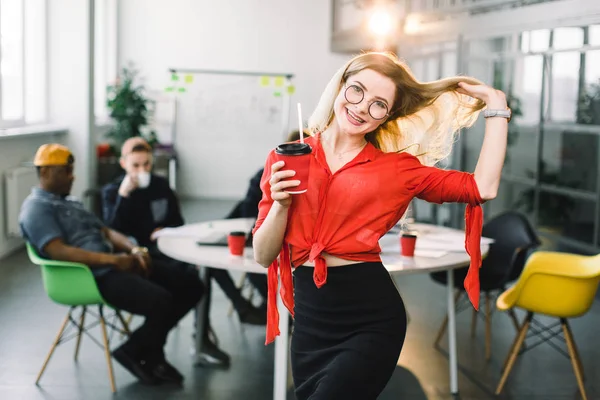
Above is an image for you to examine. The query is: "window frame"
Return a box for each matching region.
[94,0,118,124]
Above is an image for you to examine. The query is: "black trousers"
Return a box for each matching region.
[291,262,407,400]
[95,260,204,360]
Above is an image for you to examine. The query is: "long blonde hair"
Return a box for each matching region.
[308,52,486,166]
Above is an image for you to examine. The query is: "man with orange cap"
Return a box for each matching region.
[19,143,205,386]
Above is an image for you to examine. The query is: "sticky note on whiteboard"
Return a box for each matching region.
[260,76,270,87]
[274,76,285,87]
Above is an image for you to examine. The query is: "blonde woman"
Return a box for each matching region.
[253,52,509,399]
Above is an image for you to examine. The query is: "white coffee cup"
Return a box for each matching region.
[136,171,151,189]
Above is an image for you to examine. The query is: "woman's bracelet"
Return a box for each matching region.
[483,108,512,122]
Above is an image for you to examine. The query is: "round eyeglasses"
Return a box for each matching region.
[344,84,390,120]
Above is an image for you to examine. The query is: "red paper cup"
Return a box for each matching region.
[400,233,417,257]
[227,231,246,256]
[274,142,312,194]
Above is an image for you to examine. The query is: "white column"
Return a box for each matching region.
[447,270,458,394]
[273,277,290,400]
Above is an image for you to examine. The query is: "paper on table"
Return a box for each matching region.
[415,239,466,252]
[150,225,203,240]
[414,249,448,258]
[423,232,494,244]
[412,230,494,252]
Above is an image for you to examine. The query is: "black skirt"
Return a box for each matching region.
[291,262,407,400]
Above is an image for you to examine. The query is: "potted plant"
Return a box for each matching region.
[105,64,156,155]
[96,64,159,187]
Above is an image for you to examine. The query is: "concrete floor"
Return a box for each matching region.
[0,198,596,400]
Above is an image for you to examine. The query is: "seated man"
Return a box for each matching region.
[101,138,264,366]
[19,143,202,386]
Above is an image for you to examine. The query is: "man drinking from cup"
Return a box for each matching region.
[102,137,233,367]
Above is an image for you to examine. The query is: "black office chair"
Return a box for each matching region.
[430,211,541,360]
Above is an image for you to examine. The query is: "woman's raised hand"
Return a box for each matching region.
[456,82,507,109]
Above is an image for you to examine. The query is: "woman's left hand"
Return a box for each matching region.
[456,82,507,108]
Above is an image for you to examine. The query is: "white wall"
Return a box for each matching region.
[0,133,66,259]
[48,0,94,199]
[119,0,349,199]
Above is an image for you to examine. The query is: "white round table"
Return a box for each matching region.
[157,218,490,400]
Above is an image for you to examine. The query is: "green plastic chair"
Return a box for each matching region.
[26,242,131,393]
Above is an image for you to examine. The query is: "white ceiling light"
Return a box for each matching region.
[368,9,394,37]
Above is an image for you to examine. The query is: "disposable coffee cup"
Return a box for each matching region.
[228,231,246,256]
[274,143,312,194]
[400,232,418,257]
[137,171,151,189]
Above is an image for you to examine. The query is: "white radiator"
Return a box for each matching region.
[4,166,38,238]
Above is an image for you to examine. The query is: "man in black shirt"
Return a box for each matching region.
[102,137,265,367]
[102,142,183,250]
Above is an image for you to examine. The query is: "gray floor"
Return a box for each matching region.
[0,198,598,399]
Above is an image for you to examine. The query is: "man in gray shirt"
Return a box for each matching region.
[20,143,204,386]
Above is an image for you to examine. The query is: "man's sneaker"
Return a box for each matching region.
[151,359,184,385]
[112,346,160,386]
[195,339,231,368]
[238,302,267,325]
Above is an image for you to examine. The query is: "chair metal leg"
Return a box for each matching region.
[562,319,587,400]
[36,309,72,384]
[470,307,478,338]
[434,290,462,347]
[507,309,521,332]
[247,280,255,304]
[115,310,132,336]
[496,312,532,395]
[228,272,248,317]
[74,306,87,361]
[98,307,117,393]
[485,293,492,361]
[120,313,134,339]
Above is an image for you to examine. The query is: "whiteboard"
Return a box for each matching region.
[173,73,289,199]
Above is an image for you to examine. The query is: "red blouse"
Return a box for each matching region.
[253,134,484,344]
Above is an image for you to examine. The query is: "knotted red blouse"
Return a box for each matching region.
[253,134,483,345]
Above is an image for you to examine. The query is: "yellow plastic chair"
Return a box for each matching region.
[26,243,131,393]
[495,251,600,400]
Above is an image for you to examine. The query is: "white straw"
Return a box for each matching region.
[297,103,304,144]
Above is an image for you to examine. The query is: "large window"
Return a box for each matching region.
[0,0,46,128]
[94,0,118,122]
[459,25,600,254]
